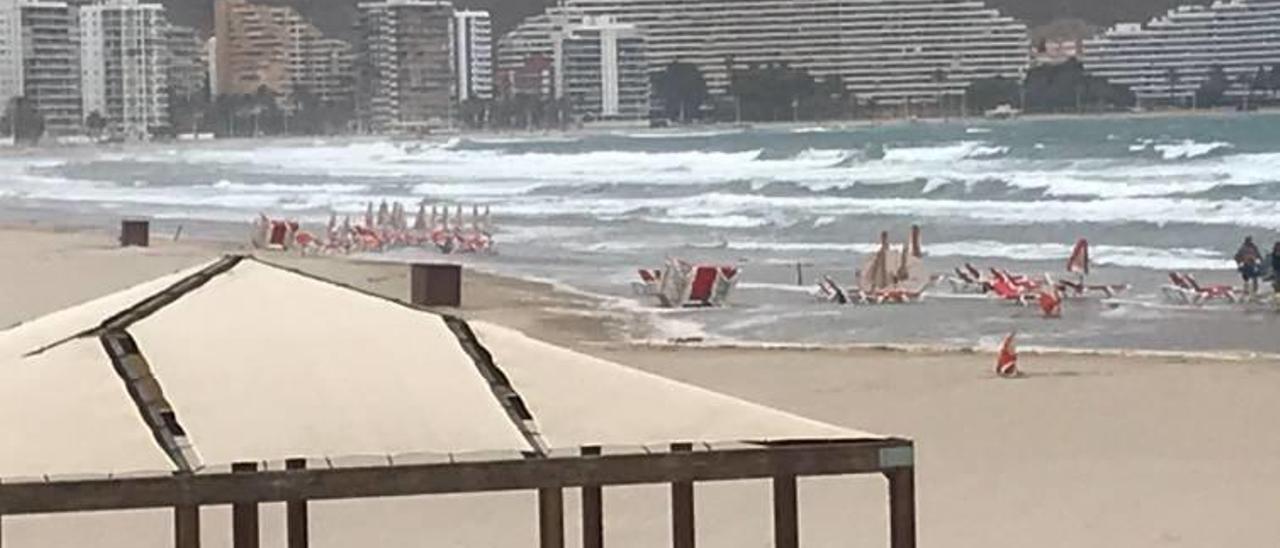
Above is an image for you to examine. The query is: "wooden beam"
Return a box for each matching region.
[670,443,695,548]
[537,488,564,548]
[231,463,259,548]
[885,468,916,548]
[580,447,603,548]
[174,505,199,548]
[772,475,798,548]
[0,440,910,515]
[286,459,309,548]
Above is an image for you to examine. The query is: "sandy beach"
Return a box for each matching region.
[2,223,1279,547]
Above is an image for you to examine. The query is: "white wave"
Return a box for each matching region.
[792,126,830,134]
[463,135,581,145]
[622,129,744,139]
[210,180,370,193]
[1132,139,1234,160]
[965,127,992,134]
[584,238,1233,271]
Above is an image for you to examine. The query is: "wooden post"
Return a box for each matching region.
[885,468,916,548]
[231,462,259,548]
[120,219,150,247]
[538,487,564,548]
[409,263,462,307]
[581,446,603,548]
[670,443,695,548]
[772,475,798,548]
[286,459,309,548]
[174,504,200,548]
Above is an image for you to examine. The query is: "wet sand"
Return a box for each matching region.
[2,225,1279,548]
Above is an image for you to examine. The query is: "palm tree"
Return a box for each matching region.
[1166,67,1180,109]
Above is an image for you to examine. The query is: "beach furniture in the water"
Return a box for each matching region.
[642,259,741,308]
[1162,272,1238,305]
[948,239,1129,302]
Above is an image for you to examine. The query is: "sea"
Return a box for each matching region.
[4,112,1280,354]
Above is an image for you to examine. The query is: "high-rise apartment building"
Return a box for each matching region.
[213,0,292,95]
[502,0,1029,106]
[454,9,493,102]
[297,37,355,105]
[79,0,168,138]
[553,16,648,122]
[1084,0,1280,103]
[0,0,82,135]
[356,0,455,133]
[0,0,21,106]
[213,0,352,104]
[165,22,207,102]
[496,6,579,98]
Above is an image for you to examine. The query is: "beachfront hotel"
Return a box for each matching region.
[356,0,455,132]
[0,0,82,136]
[499,0,1029,106]
[552,16,649,122]
[1083,0,1280,104]
[79,0,170,139]
[454,9,494,102]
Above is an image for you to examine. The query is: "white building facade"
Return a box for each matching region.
[503,0,1029,106]
[0,0,82,135]
[454,9,493,101]
[80,0,168,138]
[1083,0,1280,103]
[553,16,648,122]
[0,0,23,106]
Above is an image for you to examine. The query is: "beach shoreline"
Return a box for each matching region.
[7,220,1277,363]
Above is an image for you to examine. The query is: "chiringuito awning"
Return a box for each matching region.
[0,256,881,480]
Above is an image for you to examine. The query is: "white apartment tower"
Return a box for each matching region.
[454,9,493,101]
[80,0,168,139]
[504,0,1029,106]
[0,0,21,106]
[1084,0,1280,103]
[0,0,82,136]
[553,16,648,122]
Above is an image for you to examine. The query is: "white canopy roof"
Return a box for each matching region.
[0,256,879,479]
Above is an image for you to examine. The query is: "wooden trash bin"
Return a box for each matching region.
[120,219,150,247]
[410,263,462,307]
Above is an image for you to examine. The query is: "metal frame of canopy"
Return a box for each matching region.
[0,438,915,548]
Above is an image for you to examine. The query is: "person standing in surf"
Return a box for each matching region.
[1270,242,1280,294]
[1234,236,1263,297]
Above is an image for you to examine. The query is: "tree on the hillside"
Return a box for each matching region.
[964,75,1021,113]
[85,111,108,139]
[1246,66,1267,107]
[1195,65,1230,108]
[807,74,851,120]
[458,98,490,129]
[1021,58,1133,113]
[653,61,708,123]
[2,97,45,144]
[728,63,816,122]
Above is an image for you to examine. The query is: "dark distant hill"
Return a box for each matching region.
[162,0,1211,39]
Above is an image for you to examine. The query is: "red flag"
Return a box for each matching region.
[996,332,1019,378]
[1067,239,1090,275]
